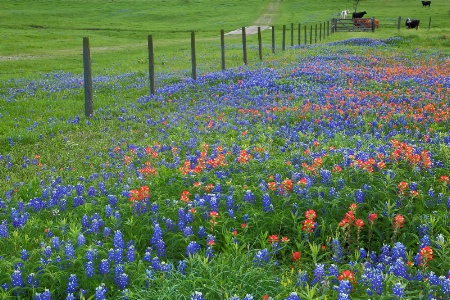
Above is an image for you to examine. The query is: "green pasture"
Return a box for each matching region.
[0,0,449,81]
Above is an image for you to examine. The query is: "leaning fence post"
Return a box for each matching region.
[398,16,401,30]
[242,27,248,65]
[271,25,275,54]
[191,31,196,80]
[221,29,226,70]
[148,35,155,95]
[282,25,286,51]
[83,37,93,117]
[428,16,431,29]
[258,27,262,61]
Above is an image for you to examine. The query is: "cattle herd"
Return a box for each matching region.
[338,0,430,31]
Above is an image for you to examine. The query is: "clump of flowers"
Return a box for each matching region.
[302,209,317,233]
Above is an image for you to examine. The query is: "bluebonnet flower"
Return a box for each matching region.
[331,238,343,263]
[27,273,38,288]
[66,293,75,300]
[442,277,450,295]
[66,274,78,294]
[320,169,332,183]
[328,264,339,277]
[77,232,86,246]
[427,271,440,286]
[43,245,52,258]
[389,258,409,279]
[20,249,29,261]
[183,226,194,237]
[355,189,365,204]
[0,220,8,238]
[198,226,207,238]
[242,295,254,300]
[95,284,108,300]
[126,245,135,263]
[177,260,187,275]
[336,279,352,295]
[244,190,256,204]
[296,270,308,287]
[85,248,96,262]
[190,291,204,300]
[11,269,24,292]
[108,194,118,207]
[63,241,75,260]
[262,193,273,212]
[114,230,125,249]
[285,292,301,300]
[206,246,214,261]
[311,263,325,285]
[392,282,404,298]
[391,242,407,261]
[115,272,129,290]
[186,241,201,257]
[253,248,270,266]
[85,261,94,278]
[99,259,110,276]
[35,289,52,300]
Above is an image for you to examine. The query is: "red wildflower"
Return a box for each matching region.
[281,237,290,243]
[291,251,301,261]
[368,213,378,224]
[393,214,405,229]
[354,218,364,229]
[302,219,315,232]
[419,246,433,266]
[338,270,356,284]
[304,209,317,220]
[180,190,190,202]
[268,235,279,243]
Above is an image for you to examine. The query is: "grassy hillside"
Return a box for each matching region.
[0,0,449,80]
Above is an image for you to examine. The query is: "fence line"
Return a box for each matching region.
[83,16,431,115]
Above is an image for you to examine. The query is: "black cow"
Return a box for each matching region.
[421,1,431,7]
[352,11,367,18]
[406,18,420,30]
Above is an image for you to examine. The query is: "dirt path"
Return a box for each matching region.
[225,0,282,35]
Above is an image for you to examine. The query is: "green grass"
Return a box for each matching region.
[1,0,449,81]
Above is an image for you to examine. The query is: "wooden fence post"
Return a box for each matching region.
[221,29,226,70]
[327,20,330,36]
[282,25,286,51]
[298,23,301,45]
[242,27,248,65]
[304,25,307,44]
[428,16,431,29]
[148,35,155,95]
[291,23,294,46]
[397,16,401,30]
[372,17,375,32]
[191,31,196,80]
[319,23,322,41]
[310,25,312,44]
[315,24,317,43]
[272,26,275,54]
[83,37,93,117]
[258,27,262,61]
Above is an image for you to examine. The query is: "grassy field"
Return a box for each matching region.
[0,1,449,299]
[1,0,449,80]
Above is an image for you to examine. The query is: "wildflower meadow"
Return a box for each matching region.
[1,38,449,299]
